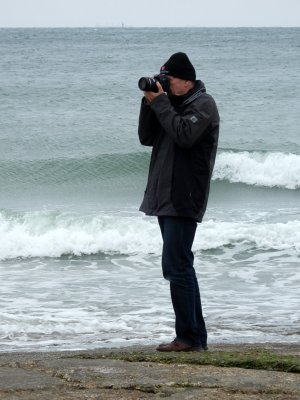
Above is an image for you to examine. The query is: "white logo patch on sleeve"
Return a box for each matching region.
[190,115,198,123]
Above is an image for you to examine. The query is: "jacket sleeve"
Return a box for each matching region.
[138,98,160,146]
[150,93,216,149]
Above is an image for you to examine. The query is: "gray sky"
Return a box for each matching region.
[0,0,299,27]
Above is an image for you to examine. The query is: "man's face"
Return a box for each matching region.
[168,76,192,96]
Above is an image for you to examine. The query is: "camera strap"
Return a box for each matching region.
[183,88,206,106]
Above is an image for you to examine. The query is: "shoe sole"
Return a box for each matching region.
[156,346,207,352]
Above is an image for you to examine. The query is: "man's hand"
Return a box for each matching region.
[144,81,165,104]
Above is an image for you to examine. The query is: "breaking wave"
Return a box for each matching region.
[213,151,300,189]
[1,150,299,191]
[1,209,299,260]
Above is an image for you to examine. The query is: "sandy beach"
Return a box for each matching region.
[0,343,299,399]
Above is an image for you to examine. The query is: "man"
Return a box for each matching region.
[138,52,219,352]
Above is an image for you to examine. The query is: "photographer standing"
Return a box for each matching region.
[138,52,219,351]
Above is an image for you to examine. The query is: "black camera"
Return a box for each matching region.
[138,74,170,93]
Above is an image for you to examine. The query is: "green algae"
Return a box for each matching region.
[72,348,300,373]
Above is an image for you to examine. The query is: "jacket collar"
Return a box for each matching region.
[169,80,206,107]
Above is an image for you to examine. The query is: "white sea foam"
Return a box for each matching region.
[214,151,300,189]
[0,210,299,260]
[1,248,299,351]
[198,219,300,252]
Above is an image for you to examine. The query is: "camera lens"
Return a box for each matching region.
[138,77,149,91]
[138,78,148,90]
[138,77,158,92]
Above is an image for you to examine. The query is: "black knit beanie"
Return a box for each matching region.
[160,52,196,81]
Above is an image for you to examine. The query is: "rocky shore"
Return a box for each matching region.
[0,343,299,399]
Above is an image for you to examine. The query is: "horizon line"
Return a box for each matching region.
[0,25,299,29]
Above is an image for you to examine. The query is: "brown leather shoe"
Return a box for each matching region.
[156,340,205,352]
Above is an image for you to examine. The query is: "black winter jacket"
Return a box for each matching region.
[138,80,219,222]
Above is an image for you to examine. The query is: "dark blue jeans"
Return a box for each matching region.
[158,216,207,348]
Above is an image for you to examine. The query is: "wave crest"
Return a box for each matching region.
[213,151,300,189]
[0,210,299,260]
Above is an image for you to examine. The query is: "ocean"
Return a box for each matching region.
[0,27,299,351]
